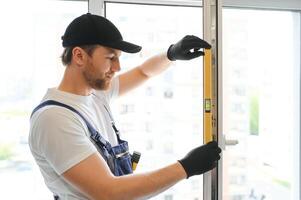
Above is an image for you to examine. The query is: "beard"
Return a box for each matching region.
[93,76,112,90]
[82,61,112,91]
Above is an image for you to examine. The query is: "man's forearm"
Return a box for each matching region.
[138,52,173,78]
[105,162,186,200]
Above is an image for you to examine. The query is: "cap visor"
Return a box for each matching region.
[108,40,142,53]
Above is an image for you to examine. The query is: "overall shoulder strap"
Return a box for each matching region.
[31,100,108,147]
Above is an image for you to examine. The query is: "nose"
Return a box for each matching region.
[111,58,121,72]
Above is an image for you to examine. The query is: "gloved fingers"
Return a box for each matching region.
[212,147,222,155]
[209,149,221,161]
[182,36,211,49]
[189,47,201,53]
[214,146,222,154]
[186,51,205,60]
[182,41,210,51]
[213,154,221,161]
[183,35,207,43]
[206,141,218,148]
[207,142,222,155]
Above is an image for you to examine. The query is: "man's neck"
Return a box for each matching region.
[58,66,92,96]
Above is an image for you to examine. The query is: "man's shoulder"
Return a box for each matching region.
[30,104,85,130]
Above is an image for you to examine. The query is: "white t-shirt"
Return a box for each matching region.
[29,77,120,199]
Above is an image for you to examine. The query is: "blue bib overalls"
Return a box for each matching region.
[31,100,133,199]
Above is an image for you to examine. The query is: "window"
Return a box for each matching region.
[0,1,87,199]
[223,8,300,200]
[106,2,204,199]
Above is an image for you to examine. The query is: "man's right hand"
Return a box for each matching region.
[178,141,222,178]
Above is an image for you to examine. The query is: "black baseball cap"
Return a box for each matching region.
[61,13,142,53]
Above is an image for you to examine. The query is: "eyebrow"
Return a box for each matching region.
[107,48,121,57]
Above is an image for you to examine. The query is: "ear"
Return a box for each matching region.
[72,47,87,67]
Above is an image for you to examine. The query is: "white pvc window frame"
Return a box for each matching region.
[86,0,301,12]
[223,0,301,11]
[88,0,202,16]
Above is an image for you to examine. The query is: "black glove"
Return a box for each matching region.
[167,35,211,61]
[178,141,221,178]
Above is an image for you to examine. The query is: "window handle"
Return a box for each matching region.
[221,135,239,150]
[225,139,239,146]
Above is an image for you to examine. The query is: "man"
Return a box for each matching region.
[29,13,221,199]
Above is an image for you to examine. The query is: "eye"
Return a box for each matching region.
[111,57,118,61]
[106,56,114,60]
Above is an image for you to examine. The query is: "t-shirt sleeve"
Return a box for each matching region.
[33,107,97,175]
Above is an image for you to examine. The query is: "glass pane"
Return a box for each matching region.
[222,9,300,200]
[0,1,87,199]
[106,3,204,200]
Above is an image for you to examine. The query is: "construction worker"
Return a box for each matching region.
[29,13,221,199]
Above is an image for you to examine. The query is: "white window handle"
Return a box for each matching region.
[225,139,239,146]
[221,135,239,150]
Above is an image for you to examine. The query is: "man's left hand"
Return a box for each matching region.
[167,35,211,61]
